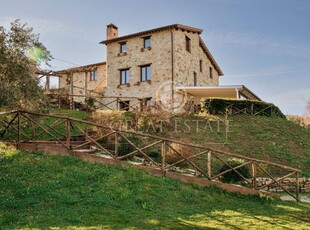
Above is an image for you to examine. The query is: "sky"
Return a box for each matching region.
[1,0,310,115]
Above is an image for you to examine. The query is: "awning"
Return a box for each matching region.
[176,85,261,101]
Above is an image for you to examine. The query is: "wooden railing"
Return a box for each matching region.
[0,110,301,201]
[46,93,163,112]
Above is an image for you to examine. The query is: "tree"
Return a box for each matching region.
[0,19,52,110]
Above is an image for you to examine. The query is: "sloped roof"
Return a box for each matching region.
[100,24,203,44]
[199,37,223,76]
[55,62,106,74]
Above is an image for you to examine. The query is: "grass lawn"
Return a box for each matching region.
[0,109,91,142]
[151,114,310,176]
[48,109,91,120]
[2,109,309,175]
[0,147,309,229]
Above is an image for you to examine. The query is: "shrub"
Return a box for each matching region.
[0,143,19,158]
[286,115,310,128]
[202,98,285,118]
[84,97,96,112]
[118,135,142,157]
[146,149,161,162]
[218,158,251,183]
[166,143,193,164]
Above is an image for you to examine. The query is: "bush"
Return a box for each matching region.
[218,158,251,183]
[0,143,19,158]
[118,135,142,157]
[202,98,285,118]
[166,143,193,164]
[84,97,96,111]
[146,149,161,162]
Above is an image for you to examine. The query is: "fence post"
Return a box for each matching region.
[115,131,118,157]
[161,141,166,176]
[296,172,300,202]
[31,123,35,139]
[252,161,257,189]
[66,118,71,149]
[17,111,21,148]
[207,151,212,179]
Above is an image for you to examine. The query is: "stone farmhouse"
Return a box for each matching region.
[55,23,260,111]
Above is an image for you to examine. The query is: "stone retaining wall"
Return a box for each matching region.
[257,177,310,192]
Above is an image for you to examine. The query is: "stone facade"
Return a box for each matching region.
[103,29,173,110]
[173,29,219,87]
[58,62,106,103]
[57,24,223,111]
[102,25,222,111]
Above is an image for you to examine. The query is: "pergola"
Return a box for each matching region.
[176,85,262,101]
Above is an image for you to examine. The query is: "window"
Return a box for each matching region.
[209,67,213,79]
[140,97,152,111]
[119,100,130,111]
[120,69,130,85]
[141,65,151,81]
[90,69,97,81]
[120,42,126,53]
[143,36,151,48]
[185,36,191,52]
[193,72,197,86]
[199,60,203,72]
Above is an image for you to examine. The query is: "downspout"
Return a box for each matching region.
[85,72,88,97]
[70,73,74,109]
[170,29,174,111]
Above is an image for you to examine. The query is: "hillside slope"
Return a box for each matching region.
[155,115,310,176]
[43,110,310,175]
[0,150,309,229]
[47,109,309,176]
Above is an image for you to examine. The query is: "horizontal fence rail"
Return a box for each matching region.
[0,110,301,201]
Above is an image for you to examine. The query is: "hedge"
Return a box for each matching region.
[201,98,285,118]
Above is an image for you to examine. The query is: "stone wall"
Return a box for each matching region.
[173,29,219,87]
[104,29,173,110]
[58,63,107,103]
[103,28,221,111]
[257,177,310,192]
[57,26,222,111]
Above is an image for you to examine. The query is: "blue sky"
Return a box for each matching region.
[1,0,309,115]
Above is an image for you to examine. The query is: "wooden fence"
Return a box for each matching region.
[0,110,301,201]
[46,93,164,112]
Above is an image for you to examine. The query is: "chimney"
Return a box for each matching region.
[107,23,118,40]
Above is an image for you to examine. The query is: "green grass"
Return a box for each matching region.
[48,108,91,120]
[156,114,310,176]
[0,109,91,142]
[0,149,309,229]
[1,108,309,176]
